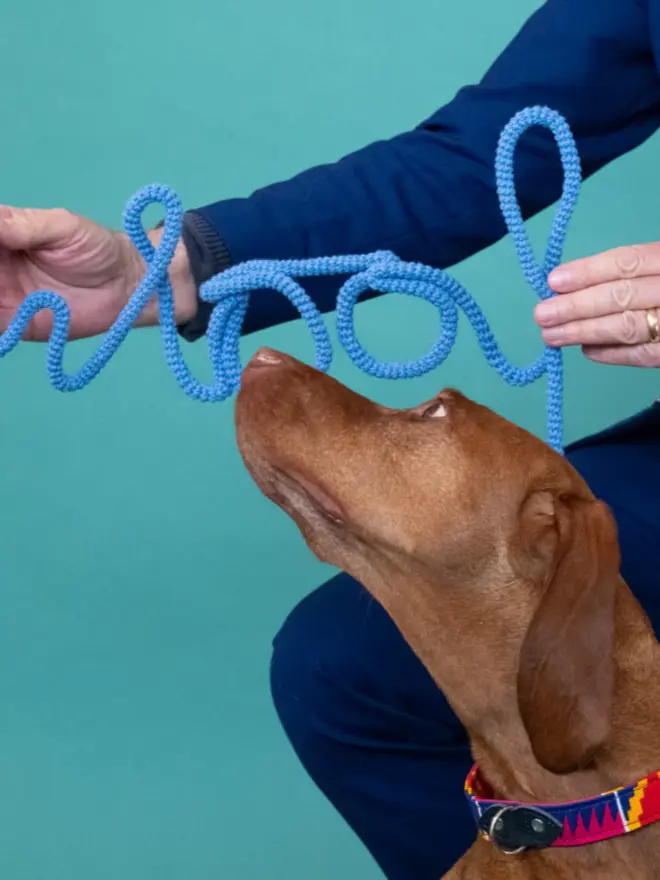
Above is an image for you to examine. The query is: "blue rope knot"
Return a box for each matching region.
[0,105,581,454]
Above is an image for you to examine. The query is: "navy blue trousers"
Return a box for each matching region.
[270,404,660,880]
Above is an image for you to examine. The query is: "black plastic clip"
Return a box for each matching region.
[477,804,564,855]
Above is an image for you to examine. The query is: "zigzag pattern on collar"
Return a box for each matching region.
[464,764,660,848]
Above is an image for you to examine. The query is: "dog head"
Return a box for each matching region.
[236,349,620,775]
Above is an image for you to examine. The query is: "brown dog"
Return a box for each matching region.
[235,347,660,879]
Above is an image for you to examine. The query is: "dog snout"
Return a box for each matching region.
[244,346,295,372]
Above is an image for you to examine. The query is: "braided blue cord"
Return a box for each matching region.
[0,105,581,453]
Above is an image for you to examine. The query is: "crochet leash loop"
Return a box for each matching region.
[0,106,582,452]
[494,106,582,452]
[0,184,182,391]
[496,107,582,293]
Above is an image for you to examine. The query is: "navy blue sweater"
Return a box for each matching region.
[179,0,660,342]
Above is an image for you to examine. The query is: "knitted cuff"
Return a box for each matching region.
[178,211,234,342]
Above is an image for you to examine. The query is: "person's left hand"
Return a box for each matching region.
[534,243,660,367]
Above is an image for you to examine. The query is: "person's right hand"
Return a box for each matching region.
[0,205,197,341]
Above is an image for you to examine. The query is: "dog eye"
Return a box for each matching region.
[421,400,448,419]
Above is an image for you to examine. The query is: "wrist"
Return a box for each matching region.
[147,226,198,325]
[120,228,198,328]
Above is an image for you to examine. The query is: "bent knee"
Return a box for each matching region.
[269,574,371,721]
[270,573,466,747]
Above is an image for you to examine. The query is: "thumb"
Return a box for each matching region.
[0,205,78,251]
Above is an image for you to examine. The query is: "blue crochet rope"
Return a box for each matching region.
[0,105,581,453]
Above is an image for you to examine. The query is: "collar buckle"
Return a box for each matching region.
[478,804,564,855]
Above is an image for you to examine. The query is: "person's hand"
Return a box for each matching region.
[0,205,197,341]
[534,244,660,367]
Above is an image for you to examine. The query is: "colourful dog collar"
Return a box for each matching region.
[464,764,660,854]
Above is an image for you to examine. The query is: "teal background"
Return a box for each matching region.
[0,1,658,877]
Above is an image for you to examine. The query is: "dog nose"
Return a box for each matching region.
[253,347,286,365]
[245,347,291,370]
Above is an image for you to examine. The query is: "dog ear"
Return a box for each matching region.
[516,492,620,775]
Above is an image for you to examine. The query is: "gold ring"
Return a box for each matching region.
[647,309,660,343]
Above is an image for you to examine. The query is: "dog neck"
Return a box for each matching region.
[376,573,660,877]
[467,584,660,878]
[375,572,660,805]
[472,584,660,807]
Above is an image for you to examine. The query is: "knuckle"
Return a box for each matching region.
[610,278,635,310]
[614,245,644,278]
[631,345,656,367]
[618,311,639,343]
[50,207,75,226]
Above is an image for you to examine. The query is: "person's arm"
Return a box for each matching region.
[178,0,660,341]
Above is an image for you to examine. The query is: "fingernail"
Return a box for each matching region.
[534,301,554,325]
[548,268,571,290]
[542,328,563,345]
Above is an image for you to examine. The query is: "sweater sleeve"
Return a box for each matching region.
[179,0,660,340]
